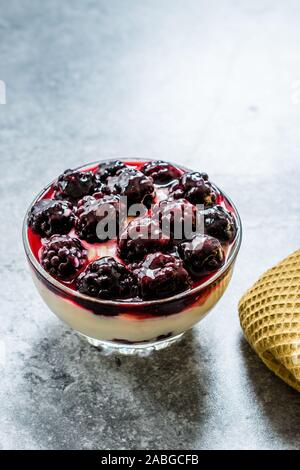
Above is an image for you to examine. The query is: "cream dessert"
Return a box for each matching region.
[23,159,241,351]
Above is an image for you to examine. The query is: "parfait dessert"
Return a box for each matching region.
[23,158,241,353]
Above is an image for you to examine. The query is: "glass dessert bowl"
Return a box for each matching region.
[22,158,242,355]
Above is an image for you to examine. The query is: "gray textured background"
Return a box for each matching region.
[0,0,300,450]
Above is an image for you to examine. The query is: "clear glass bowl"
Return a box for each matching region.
[22,159,242,355]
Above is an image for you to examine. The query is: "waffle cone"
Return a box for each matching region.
[239,249,300,392]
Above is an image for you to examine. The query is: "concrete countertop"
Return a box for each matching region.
[0,0,299,450]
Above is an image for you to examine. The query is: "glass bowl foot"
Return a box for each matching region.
[79,333,185,356]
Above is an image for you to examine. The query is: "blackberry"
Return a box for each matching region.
[118,217,172,262]
[41,235,87,280]
[93,174,112,197]
[92,175,110,199]
[134,252,191,300]
[140,160,182,185]
[96,160,127,182]
[154,198,198,241]
[178,235,225,278]
[77,257,137,299]
[28,199,75,237]
[75,195,121,243]
[169,172,217,207]
[54,169,95,201]
[108,168,155,207]
[204,205,237,242]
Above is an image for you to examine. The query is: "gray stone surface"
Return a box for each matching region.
[0,0,300,450]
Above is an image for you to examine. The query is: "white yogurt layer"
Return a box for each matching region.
[32,267,233,343]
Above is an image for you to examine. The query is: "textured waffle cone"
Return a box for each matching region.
[239,249,300,392]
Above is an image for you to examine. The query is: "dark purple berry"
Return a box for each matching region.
[41,235,87,280]
[169,172,217,207]
[93,174,112,196]
[107,168,155,207]
[77,257,137,299]
[133,252,191,300]
[153,198,198,241]
[75,195,121,243]
[96,160,127,182]
[178,235,225,278]
[54,169,95,201]
[141,160,182,185]
[28,199,75,237]
[118,217,172,262]
[204,205,237,242]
